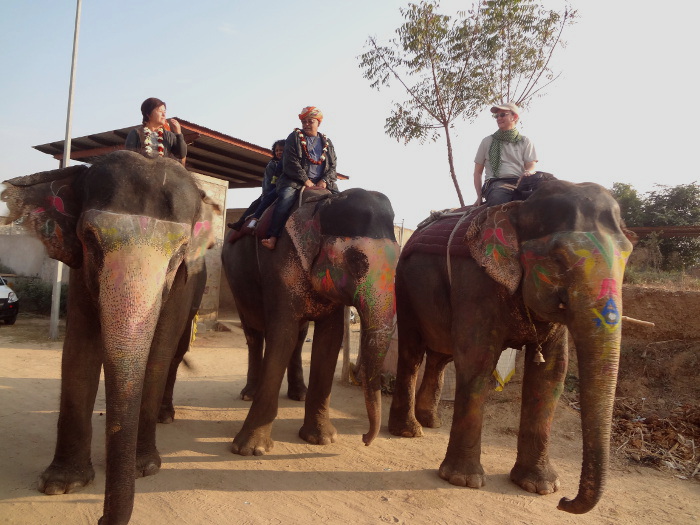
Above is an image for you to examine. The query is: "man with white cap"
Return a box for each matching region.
[473,102,538,206]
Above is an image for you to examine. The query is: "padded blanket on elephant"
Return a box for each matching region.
[402,205,486,259]
[226,188,332,244]
[226,206,275,244]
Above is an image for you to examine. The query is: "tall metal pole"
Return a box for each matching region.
[50,0,82,340]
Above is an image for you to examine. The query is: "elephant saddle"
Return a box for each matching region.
[401,205,486,259]
[226,188,332,244]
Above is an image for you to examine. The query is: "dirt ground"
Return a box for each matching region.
[0,285,698,525]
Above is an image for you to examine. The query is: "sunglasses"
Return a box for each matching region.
[492,112,512,118]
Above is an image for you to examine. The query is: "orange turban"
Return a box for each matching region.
[298,106,323,122]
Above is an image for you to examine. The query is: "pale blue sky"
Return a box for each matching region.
[1,1,697,229]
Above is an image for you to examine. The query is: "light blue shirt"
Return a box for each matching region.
[305,134,324,182]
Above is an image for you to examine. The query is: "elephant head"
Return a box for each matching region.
[286,188,399,444]
[2,150,218,524]
[467,180,633,514]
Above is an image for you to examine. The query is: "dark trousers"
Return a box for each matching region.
[482,177,520,206]
[251,188,278,219]
[266,185,298,238]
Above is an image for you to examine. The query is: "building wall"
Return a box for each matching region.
[191,172,229,328]
[0,223,69,282]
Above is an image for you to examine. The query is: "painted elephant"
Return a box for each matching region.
[1,150,218,525]
[389,180,633,514]
[222,187,398,455]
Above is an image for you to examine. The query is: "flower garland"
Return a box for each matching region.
[296,128,328,165]
[143,126,165,157]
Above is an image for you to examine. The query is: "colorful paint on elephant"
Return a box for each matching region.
[85,210,189,257]
[310,237,398,319]
[479,208,519,265]
[521,232,631,336]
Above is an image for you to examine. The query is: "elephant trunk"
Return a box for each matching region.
[358,324,393,445]
[355,277,395,445]
[98,246,171,524]
[558,313,622,513]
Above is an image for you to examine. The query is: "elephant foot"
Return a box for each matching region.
[416,407,442,429]
[287,384,307,402]
[39,461,95,495]
[438,457,485,488]
[232,429,274,456]
[388,412,424,438]
[240,383,256,402]
[510,462,561,495]
[136,449,162,478]
[299,421,338,445]
[158,402,175,424]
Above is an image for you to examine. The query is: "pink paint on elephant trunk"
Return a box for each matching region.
[355,287,396,446]
[98,246,172,523]
[355,242,397,446]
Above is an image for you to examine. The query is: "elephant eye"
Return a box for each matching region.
[344,246,369,278]
[552,249,571,270]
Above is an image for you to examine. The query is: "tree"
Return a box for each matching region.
[611,182,700,270]
[643,183,700,269]
[610,182,644,226]
[359,0,576,206]
[482,0,576,107]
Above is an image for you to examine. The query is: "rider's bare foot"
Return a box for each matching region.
[261,237,277,250]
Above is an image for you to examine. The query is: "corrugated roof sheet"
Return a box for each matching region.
[33,118,348,189]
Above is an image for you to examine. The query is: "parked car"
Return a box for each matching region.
[0,276,19,325]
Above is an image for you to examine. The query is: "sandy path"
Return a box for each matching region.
[0,317,698,525]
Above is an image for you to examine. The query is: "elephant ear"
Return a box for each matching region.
[1,165,88,268]
[286,198,325,272]
[185,190,221,273]
[465,202,522,294]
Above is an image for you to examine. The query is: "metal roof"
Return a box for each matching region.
[33,118,347,189]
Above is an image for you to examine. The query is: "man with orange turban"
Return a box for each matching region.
[262,106,338,250]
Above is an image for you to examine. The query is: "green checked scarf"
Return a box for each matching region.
[489,129,522,177]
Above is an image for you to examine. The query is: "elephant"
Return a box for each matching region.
[222,187,399,455]
[1,150,219,525]
[388,180,633,514]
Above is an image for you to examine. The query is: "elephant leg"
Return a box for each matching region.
[438,291,504,490]
[137,273,195,478]
[510,329,568,495]
[232,321,299,455]
[286,322,309,401]
[240,319,264,401]
[39,276,102,495]
[415,350,452,428]
[388,320,427,438]
[299,310,344,445]
[438,350,494,488]
[158,319,192,424]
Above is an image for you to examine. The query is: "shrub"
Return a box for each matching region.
[11,280,68,316]
[624,267,700,290]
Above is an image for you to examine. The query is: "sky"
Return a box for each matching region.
[1,0,698,230]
